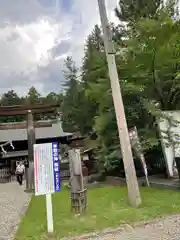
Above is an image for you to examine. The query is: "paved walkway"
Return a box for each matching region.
[0,181,31,240]
[73,215,180,240]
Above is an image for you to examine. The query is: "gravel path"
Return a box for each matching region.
[72,214,180,240]
[0,181,31,240]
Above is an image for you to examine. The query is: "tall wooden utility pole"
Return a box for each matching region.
[97,0,141,207]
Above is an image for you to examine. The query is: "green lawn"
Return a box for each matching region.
[15,186,180,240]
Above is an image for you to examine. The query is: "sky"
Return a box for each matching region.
[0,0,119,96]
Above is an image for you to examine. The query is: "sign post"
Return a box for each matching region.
[46,193,53,233]
[129,127,149,187]
[34,142,60,233]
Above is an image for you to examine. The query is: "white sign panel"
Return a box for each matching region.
[158,111,180,177]
[34,142,60,196]
[170,113,180,157]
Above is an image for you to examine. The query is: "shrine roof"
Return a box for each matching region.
[0,120,72,142]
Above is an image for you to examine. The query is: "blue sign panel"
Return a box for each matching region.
[52,142,60,192]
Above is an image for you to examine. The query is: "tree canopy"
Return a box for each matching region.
[0,87,62,122]
[61,0,180,171]
[115,0,162,23]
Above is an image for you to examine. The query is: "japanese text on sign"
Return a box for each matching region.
[34,142,60,196]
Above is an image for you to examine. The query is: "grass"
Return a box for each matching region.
[15,185,180,240]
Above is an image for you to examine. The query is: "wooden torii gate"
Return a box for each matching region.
[0,104,59,192]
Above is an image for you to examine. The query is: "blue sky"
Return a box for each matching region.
[0,0,118,96]
[36,0,72,12]
[60,0,73,12]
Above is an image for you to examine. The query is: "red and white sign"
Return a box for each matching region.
[129,126,149,185]
[34,150,39,193]
[34,143,57,196]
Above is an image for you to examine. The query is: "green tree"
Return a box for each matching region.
[25,86,42,120]
[84,5,180,170]
[43,92,60,104]
[0,90,25,122]
[80,26,119,170]
[62,57,81,132]
[62,27,106,135]
[60,2,180,171]
[0,90,23,106]
[115,0,162,23]
[124,12,180,111]
[112,7,180,152]
[81,25,108,133]
[26,86,41,105]
[42,92,63,120]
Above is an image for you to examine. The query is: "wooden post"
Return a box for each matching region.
[69,149,87,214]
[69,149,82,192]
[97,0,141,207]
[26,110,36,192]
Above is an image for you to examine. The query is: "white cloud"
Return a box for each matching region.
[64,0,119,65]
[0,0,119,96]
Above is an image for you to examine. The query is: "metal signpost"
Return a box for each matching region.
[34,142,60,233]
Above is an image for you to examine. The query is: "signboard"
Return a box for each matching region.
[170,115,180,158]
[158,111,180,177]
[34,142,60,196]
[129,126,149,186]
